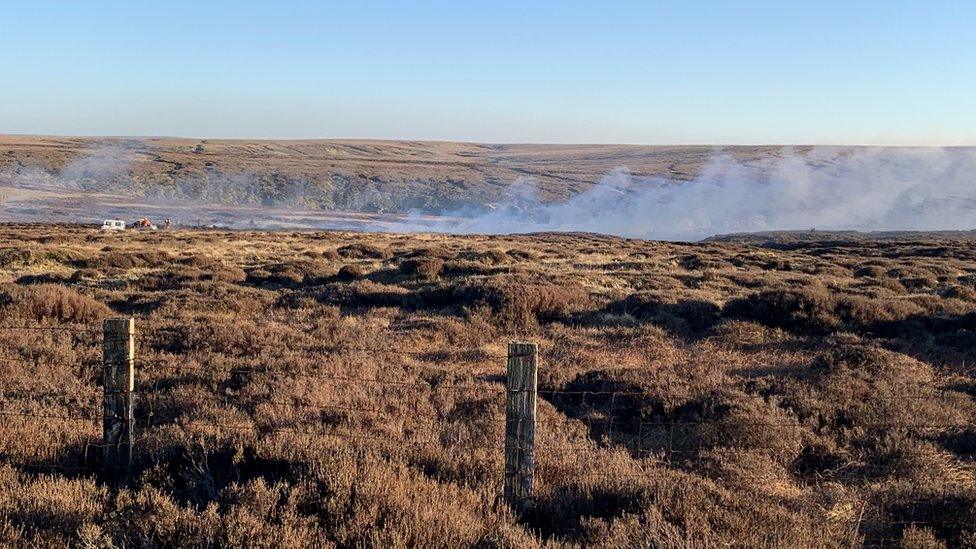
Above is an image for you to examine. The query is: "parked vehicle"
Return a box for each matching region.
[101,219,126,231]
[131,218,158,230]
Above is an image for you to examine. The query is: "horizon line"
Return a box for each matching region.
[1,132,974,148]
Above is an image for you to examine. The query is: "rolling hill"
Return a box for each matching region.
[0,135,788,214]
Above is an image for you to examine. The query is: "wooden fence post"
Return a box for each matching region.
[505,341,538,513]
[103,317,135,479]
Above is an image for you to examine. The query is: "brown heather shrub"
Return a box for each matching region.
[0,283,110,323]
[957,273,976,287]
[336,264,367,281]
[0,466,111,543]
[855,265,888,278]
[605,293,722,336]
[723,288,925,334]
[452,278,592,330]
[208,264,248,284]
[724,288,840,333]
[943,285,976,302]
[68,268,103,283]
[399,257,444,281]
[13,273,71,285]
[442,259,496,277]
[406,246,456,260]
[246,260,332,287]
[0,248,37,269]
[0,226,974,546]
[900,275,939,291]
[177,254,224,269]
[137,266,208,291]
[116,281,277,316]
[674,390,804,463]
[138,264,247,292]
[336,243,391,260]
[769,344,975,470]
[762,257,794,271]
[0,248,86,269]
[318,280,412,309]
[813,264,851,278]
[876,276,908,293]
[458,249,509,264]
[507,248,539,261]
[172,282,277,315]
[73,250,173,270]
[320,248,341,260]
[706,320,787,348]
[887,266,937,280]
[898,526,947,549]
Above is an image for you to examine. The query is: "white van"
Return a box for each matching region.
[101,219,126,231]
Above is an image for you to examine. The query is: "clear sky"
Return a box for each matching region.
[1,1,973,145]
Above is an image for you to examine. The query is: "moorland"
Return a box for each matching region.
[0,224,973,546]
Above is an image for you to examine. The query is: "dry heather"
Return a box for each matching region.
[0,223,974,547]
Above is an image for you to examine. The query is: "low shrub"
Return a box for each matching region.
[69,269,103,283]
[317,280,411,308]
[943,285,976,302]
[0,248,37,269]
[246,260,331,287]
[457,249,508,265]
[406,246,456,260]
[723,288,925,334]
[900,276,938,291]
[605,294,722,335]
[336,243,391,260]
[73,251,173,270]
[335,264,367,281]
[451,277,591,329]
[14,273,70,285]
[399,258,444,281]
[442,260,497,277]
[0,283,111,323]
[854,265,887,278]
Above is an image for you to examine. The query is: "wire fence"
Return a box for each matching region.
[0,320,974,544]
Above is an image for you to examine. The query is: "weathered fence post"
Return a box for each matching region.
[103,317,135,480]
[505,341,538,513]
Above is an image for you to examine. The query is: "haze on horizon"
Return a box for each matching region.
[1,1,974,146]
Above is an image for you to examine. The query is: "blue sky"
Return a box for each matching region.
[1,1,973,144]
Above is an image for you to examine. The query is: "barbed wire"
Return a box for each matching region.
[0,410,100,422]
[3,405,971,466]
[135,361,506,392]
[0,325,99,335]
[537,388,976,400]
[2,463,100,473]
[0,320,973,547]
[1,368,971,434]
[0,356,99,370]
[140,417,508,449]
[11,345,966,401]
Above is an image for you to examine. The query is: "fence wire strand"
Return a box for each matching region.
[0,321,973,543]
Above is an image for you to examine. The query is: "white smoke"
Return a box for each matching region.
[0,142,136,193]
[400,147,976,240]
[2,144,975,239]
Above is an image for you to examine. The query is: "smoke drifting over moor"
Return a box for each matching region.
[405,147,976,240]
[0,142,974,240]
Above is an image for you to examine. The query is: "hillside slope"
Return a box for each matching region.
[0,136,786,213]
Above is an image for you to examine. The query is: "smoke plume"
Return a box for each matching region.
[401,147,976,240]
[1,145,975,239]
